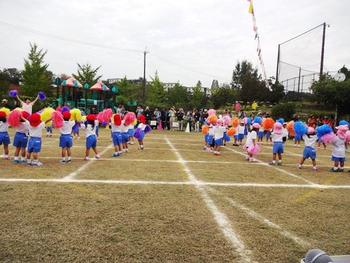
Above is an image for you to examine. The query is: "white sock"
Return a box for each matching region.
[14,156,18,161]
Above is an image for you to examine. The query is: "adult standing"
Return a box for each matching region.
[17,95,39,114]
[144,106,152,124]
[169,107,176,130]
[234,101,241,114]
[176,108,185,131]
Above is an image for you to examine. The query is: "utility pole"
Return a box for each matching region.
[275,44,280,83]
[320,22,327,76]
[143,48,149,103]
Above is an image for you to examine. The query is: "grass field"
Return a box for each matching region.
[0,128,349,262]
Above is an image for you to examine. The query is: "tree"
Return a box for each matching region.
[209,85,237,109]
[191,80,206,109]
[115,77,139,105]
[146,72,166,108]
[22,43,52,97]
[72,63,102,86]
[269,81,285,104]
[166,83,189,109]
[0,68,22,97]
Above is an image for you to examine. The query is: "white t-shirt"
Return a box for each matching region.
[21,102,34,114]
[214,126,226,140]
[60,121,75,135]
[16,122,29,134]
[26,121,45,138]
[238,125,245,135]
[282,128,288,138]
[332,136,346,158]
[111,124,122,133]
[259,126,264,132]
[121,123,129,133]
[208,125,215,136]
[0,121,9,132]
[246,130,257,147]
[303,134,318,149]
[81,121,98,138]
[138,123,147,131]
[272,132,283,142]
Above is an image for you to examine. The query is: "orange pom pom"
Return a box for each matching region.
[231,117,239,128]
[263,118,275,130]
[227,127,236,136]
[202,125,209,134]
[207,115,218,124]
[287,121,295,137]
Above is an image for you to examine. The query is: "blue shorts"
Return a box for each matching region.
[86,135,97,149]
[238,134,244,140]
[265,131,271,139]
[303,146,316,160]
[137,130,145,141]
[258,131,264,139]
[295,134,302,141]
[27,137,42,153]
[206,135,214,145]
[112,132,122,146]
[332,156,345,163]
[215,138,223,146]
[13,132,28,148]
[0,132,10,145]
[273,142,284,154]
[72,123,80,133]
[59,134,73,148]
[122,133,129,144]
[127,128,135,137]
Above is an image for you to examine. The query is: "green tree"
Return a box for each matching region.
[146,72,166,107]
[269,81,285,104]
[166,83,189,109]
[191,80,206,109]
[72,63,102,86]
[22,43,52,97]
[209,84,237,109]
[115,77,139,105]
[0,68,22,97]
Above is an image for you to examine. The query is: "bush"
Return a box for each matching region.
[271,103,296,121]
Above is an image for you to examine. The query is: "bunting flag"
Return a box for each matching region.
[246,0,268,84]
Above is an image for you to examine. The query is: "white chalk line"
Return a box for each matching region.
[207,188,311,248]
[223,146,316,185]
[165,137,252,263]
[62,144,113,180]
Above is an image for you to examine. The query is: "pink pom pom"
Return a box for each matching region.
[223,115,231,126]
[123,112,136,126]
[103,108,113,122]
[8,110,22,127]
[52,111,64,128]
[208,109,216,116]
[97,112,104,123]
[247,144,260,155]
[321,132,337,144]
[346,130,350,143]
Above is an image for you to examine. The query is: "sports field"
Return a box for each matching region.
[0,129,349,263]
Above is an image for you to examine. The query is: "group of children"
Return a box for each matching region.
[0,106,150,166]
[202,112,350,172]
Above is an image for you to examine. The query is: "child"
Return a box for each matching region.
[298,127,318,171]
[17,95,39,114]
[111,114,123,157]
[0,111,10,159]
[59,111,75,163]
[25,113,49,166]
[282,123,289,143]
[270,122,284,165]
[258,124,264,142]
[237,120,245,145]
[135,114,147,150]
[13,111,30,163]
[82,114,100,160]
[213,121,226,156]
[46,123,53,137]
[330,125,348,172]
[72,121,80,139]
[127,122,135,145]
[121,119,129,153]
[245,123,260,162]
[206,124,215,152]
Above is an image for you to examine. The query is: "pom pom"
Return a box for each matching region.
[9,89,17,97]
[133,128,142,140]
[227,127,236,136]
[61,106,70,113]
[103,108,113,122]
[22,111,30,120]
[70,109,82,121]
[277,118,285,124]
[245,117,252,125]
[321,132,337,144]
[253,116,262,124]
[123,112,136,126]
[231,117,239,128]
[223,115,231,126]
[345,130,350,143]
[81,115,87,122]
[8,109,22,127]
[202,125,209,135]
[38,91,46,101]
[144,125,152,134]
[287,121,295,136]
[217,119,224,126]
[339,120,349,126]
[247,144,260,155]
[207,115,218,125]
[97,112,104,123]
[294,121,307,137]
[0,107,10,116]
[316,124,333,139]
[262,118,275,130]
[208,109,216,116]
[52,110,64,128]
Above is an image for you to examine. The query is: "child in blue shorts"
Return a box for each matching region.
[237,121,245,145]
[213,121,226,156]
[330,126,347,172]
[121,120,129,153]
[298,127,318,171]
[111,114,123,157]
[82,114,100,161]
[270,122,284,165]
[0,110,10,160]
[13,111,30,163]
[59,111,75,163]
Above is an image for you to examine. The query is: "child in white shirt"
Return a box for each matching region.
[298,127,318,171]
[237,121,245,145]
[213,122,226,155]
[13,111,30,163]
[59,112,75,163]
[245,123,260,162]
[270,122,284,165]
[0,111,10,159]
[81,114,100,160]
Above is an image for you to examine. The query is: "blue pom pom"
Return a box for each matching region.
[246,118,252,125]
[277,118,285,124]
[38,91,46,101]
[9,90,17,97]
[294,121,307,137]
[134,128,141,140]
[253,116,262,124]
[61,106,70,113]
[144,125,152,134]
[339,120,349,126]
[316,124,333,138]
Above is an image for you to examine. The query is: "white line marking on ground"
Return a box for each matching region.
[62,144,113,180]
[165,137,252,263]
[224,146,316,185]
[207,188,311,248]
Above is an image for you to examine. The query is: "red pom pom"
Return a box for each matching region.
[8,110,22,127]
[123,112,136,126]
[52,111,64,128]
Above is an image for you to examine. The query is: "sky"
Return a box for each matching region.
[0,0,349,87]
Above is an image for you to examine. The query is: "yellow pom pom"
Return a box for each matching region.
[41,107,54,126]
[70,108,82,121]
[0,107,10,116]
[81,115,86,122]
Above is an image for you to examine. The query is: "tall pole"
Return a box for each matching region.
[320,22,326,76]
[142,49,148,103]
[297,67,302,94]
[275,44,281,83]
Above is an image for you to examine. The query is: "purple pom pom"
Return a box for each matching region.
[9,90,17,97]
[144,125,152,134]
[61,106,70,113]
[38,91,46,101]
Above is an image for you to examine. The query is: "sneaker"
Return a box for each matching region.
[298,164,302,169]
[32,161,43,167]
[277,161,282,166]
[269,161,276,166]
[95,155,101,159]
[214,151,221,156]
[330,168,339,172]
[112,153,120,157]
[84,157,90,161]
[60,160,66,164]
[140,145,144,150]
[312,166,317,171]
[13,159,20,164]
[66,159,72,163]
[338,168,344,173]
[3,155,9,160]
